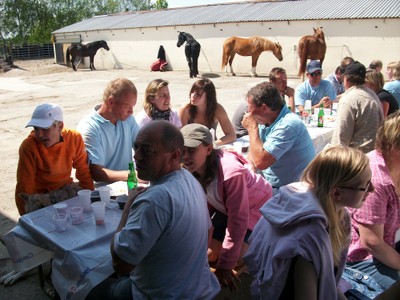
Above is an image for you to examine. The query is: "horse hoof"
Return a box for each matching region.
[251,74,257,78]
[232,73,236,76]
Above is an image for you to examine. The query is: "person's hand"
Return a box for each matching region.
[213,267,240,291]
[127,186,147,206]
[320,96,331,108]
[242,112,258,131]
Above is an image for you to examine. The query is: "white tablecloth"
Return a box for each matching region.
[2,196,122,300]
[233,118,335,155]
[306,118,336,153]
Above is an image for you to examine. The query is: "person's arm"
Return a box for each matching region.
[73,132,94,190]
[178,105,189,126]
[15,139,38,215]
[293,256,318,300]
[331,100,355,147]
[90,163,129,183]
[285,87,295,112]
[358,223,400,271]
[111,187,147,275]
[215,104,236,146]
[381,101,389,118]
[242,113,276,170]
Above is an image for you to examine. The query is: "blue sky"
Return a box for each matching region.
[167,0,245,8]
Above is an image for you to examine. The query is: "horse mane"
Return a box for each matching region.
[250,36,274,50]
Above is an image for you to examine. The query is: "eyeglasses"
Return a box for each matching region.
[339,179,371,192]
[310,71,322,77]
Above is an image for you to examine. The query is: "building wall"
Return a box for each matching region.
[57,18,399,78]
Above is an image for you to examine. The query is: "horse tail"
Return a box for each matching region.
[66,47,70,67]
[298,39,308,77]
[221,38,231,70]
[221,43,227,70]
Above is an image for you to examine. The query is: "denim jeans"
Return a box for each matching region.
[346,258,399,289]
[85,275,132,300]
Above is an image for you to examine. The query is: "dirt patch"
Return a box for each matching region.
[2,59,70,77]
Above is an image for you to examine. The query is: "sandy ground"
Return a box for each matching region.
[0,59,301,299]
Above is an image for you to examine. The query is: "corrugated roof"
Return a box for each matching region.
[53,0,400,34]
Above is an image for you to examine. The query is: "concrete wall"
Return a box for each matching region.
[57,18,399,78]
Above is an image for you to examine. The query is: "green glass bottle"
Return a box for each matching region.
[317,103,324,127]
[127,161,138,190]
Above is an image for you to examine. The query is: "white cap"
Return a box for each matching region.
[26,103,63,129]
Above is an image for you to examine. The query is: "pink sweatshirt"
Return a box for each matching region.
[212,150,273,270]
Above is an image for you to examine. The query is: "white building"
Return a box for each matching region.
[52,0,400,77]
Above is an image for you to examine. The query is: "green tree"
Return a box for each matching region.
[0,0,168,44]
[154,0,168,9]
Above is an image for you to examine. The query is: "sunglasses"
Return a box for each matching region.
[310,71,322,77]
[339,179,371,192]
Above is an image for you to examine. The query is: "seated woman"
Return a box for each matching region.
[344,111,400,295]
[180,123,273,291]
[179,77,236,146]
[135,79,181,127]
[365,70,399,118]
[244,146,373,299]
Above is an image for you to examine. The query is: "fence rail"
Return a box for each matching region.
[0,43,54,60]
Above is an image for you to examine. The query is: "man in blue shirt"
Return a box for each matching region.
[78,77,140,184]
[242,82,315,189]
[295,60,336,114]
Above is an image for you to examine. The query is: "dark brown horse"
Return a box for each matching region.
[177,32,201,78]
[66,40,110,71]
[297,27,326,79]
[222,36,283,77]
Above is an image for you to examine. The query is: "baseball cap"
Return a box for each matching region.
[180,123,213,147]
[343,61,366,78]
[26,103,63,128]
[307,60,322,74]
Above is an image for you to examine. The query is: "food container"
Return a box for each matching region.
[116,194,128,210]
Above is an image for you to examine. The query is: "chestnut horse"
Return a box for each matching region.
[222,36,283,77]
[297,27,326,79]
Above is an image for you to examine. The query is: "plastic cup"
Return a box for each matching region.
[53,214,68,232]
[233,141,243,154]
[78,189,92,212]
[70,207,83,225]
[53,203,68,216]
[91,201,106,225]
[97,186,111,205]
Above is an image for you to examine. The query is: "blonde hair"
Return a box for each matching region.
[365,70,385,91]
[387,61,400,80]
[143,79,169,116]
[375,110,400,156]
[302,146,369,266]
[103,77,137,103]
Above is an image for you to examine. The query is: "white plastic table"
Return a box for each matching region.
[2,196,122,300]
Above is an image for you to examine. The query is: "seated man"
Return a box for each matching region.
[326,65,346,97]
[344,111,400,296]
[295,60,337,114]
[269,67,295,112]
[242,82,315,189]
[231,67,295,138]
[77,77,140,185]
[331,62,384,153]
[86,121,220,299]
[15,103,94,215]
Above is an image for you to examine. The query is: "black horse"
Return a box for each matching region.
[66,40,110,71]
[177,32,201,78]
